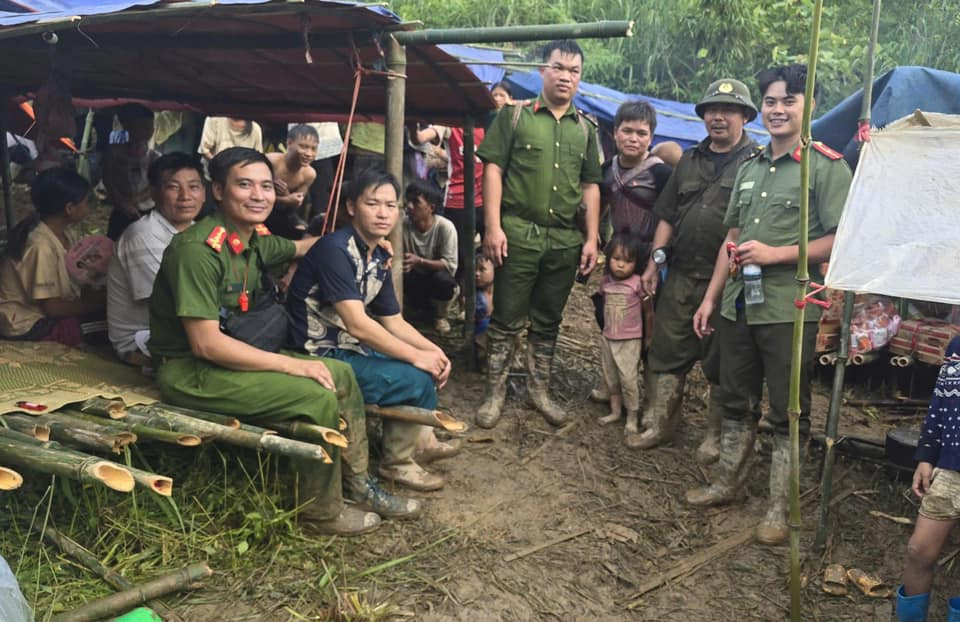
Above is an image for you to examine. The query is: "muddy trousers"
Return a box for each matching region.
[324,349,435,465]
[715,311,818,437]
[156,353,369,521]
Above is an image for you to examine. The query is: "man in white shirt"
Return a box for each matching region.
[106,153,204,363]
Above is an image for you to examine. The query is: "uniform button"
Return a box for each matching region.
[525,144,531,150]
[549,208,554,214]
[552,185,558,191]
[786,200,792,206]
[554,163,559,169]
[754,218,760,224]
[760,191,768,198]
[555,141,560,147]
[769,166,776,173]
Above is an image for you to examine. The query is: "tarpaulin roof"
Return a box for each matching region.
[812,66,960,169]
[0,0,495,123]
[505,71,768,148]
[438,44,506,89]
[825,112,960,304]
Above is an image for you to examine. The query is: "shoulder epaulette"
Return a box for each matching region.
[205,226,227,253]
[577,110,599,127]
[255,224,271,237]
[811,141,844,160]
[743,144,765,162]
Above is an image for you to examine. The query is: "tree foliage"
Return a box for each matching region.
[390,0,960,108]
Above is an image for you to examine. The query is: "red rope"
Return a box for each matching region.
[793,281,831,309]
[856,119,871,143]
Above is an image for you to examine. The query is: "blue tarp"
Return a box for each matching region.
[812,66,960,168]
[438,44,506,90]
[505,71,768,149]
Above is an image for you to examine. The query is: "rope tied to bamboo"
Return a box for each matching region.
[793,281,830,309]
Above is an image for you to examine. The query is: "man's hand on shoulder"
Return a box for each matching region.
[283,356,336,391]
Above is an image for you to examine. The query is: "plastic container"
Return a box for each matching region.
[112,606,163,621]
[742,264,764,305]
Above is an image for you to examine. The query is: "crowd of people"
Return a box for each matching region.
[0,38,954,619]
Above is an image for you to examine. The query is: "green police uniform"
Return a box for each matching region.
[716,141,852,435]
[476,95,603,340]
[149,212,369,521]
[648,132,761,378]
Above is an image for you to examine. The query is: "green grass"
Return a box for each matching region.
[0,444,439,621]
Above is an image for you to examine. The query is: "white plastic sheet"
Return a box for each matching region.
[825,112,960,304]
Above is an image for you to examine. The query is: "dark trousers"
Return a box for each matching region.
[443,207,484,282]
[403,269,457,310]
[716,309,818,436]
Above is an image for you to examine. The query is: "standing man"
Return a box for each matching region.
[476,39,603,429]
[107,153,204,365]
[684,65,852,545]
[402,179,459,335]
[286,169,452,492]
[149,148,419,535]
[631,79,761,452]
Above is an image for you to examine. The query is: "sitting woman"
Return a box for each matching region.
[0,167,106,346]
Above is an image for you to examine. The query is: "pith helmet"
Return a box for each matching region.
[695,79,758,122]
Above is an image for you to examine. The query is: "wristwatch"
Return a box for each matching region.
[652,247,669,266]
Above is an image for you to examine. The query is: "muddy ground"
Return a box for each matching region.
[169,274,958,622]
[5,186,956,620]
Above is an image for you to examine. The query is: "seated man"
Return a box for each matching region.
[149,148,419,536]
[287,169,452,492]
[265,124,318,239]
[402,179,459,335]
[107,153,204,365]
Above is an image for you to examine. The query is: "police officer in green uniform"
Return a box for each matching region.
[631,79,760,455]
[476,39,603,429]
[683,65,852,545]
[149,147,420,536]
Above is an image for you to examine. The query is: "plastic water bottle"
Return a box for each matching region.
[743,264,764,305]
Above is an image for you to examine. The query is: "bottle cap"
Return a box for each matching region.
[743,264,761,276]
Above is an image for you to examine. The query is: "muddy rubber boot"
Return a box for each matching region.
[343,474,422,520]
[685,418,755,507]
[476,328,515,429]
[756,435,791,544]
[626,373,684,449]
[895,586,929,622]
[526,338,568,426]
[696,386,723,464]
[297,459,381,536]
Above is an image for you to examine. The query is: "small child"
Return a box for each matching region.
[596,231,649,436]
[474,252,495,367]
[896,336,960,621]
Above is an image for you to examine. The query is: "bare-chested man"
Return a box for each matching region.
[266,124,318,239]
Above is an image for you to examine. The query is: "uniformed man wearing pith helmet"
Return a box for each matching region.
[475,39,603,429]
[630,78,761,453]
[149,147,420,536]
[684,65,852,545]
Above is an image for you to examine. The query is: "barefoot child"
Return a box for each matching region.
[897,336,960,621]
[596,231,650,436]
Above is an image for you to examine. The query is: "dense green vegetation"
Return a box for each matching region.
[391,0,960,108]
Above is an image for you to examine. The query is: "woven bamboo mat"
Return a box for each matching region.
[0,341,159,415]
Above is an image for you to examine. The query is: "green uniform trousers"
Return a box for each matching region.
[156,353,369,521]
[647,270,721,381]
[715,310,818,436]
[491,237,580,340]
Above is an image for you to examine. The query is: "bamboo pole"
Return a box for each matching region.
[392,21,633,46]
[0,465,23,490]
[851,351,879,366]
[365,404,468,432]
[787,2,824,618]
[263,421,348,448]
[814,0,882,554]
[0,428,134,492]
[50,562,212,622]
[463,113,477,366]
[153,404,241,429]
[79,397,127,419]
[2,414,51,441]
[59,409,201,447]
[127,406,331,463]
[385,34,406,305]
[6,412,136,454]
[125,464,173,497]
[75,108,95,181]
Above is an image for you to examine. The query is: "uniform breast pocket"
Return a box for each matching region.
[511,140,546,176]
[765,193,801,237]
[677,180,702,201]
